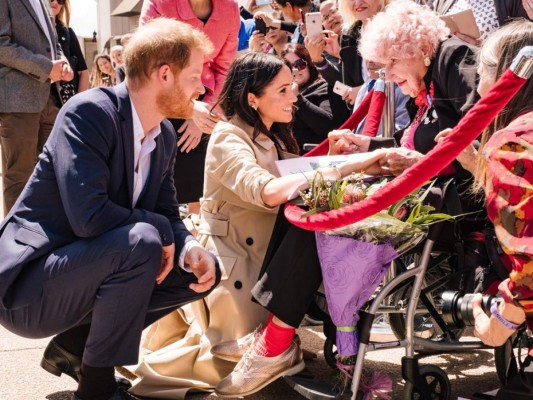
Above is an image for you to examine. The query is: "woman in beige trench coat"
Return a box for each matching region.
[129,52,386,399]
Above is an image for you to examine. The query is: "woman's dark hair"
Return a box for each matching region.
[281,43,319,91]
[214,52,299,154]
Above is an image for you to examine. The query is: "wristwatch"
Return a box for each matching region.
[490,301,523,330]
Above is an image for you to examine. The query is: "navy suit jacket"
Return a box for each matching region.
[0,83,190,309]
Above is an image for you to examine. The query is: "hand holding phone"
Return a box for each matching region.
[255,17,267,35]
[333,81,350,96]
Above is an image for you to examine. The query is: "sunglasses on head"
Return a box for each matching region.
[51,0,66,4]
[291,58,307,71]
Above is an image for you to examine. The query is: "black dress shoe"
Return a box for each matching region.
[41,338,82,381]
[73,387,141,400]
[41,338,132,390]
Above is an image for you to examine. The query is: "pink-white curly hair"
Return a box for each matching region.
[358,0,450,64]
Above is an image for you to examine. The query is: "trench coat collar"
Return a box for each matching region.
[229,116,276,152]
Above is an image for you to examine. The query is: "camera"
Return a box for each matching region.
[441,291,496,328]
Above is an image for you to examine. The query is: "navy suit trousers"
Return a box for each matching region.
[0,222,220,367]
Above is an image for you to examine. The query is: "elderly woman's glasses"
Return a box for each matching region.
[291,59,308,71]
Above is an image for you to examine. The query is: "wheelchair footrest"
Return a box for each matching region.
[284,371,355,399]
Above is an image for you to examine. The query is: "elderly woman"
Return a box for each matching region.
[436,19,533,399]
[335,0,478,180]
[330,0,488,296]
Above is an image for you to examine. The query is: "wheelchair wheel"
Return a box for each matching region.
[403,365,451,400]
[389,254,464,341]
[494,333,520,385]
[323,337,338,369]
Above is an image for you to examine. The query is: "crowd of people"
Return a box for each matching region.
[0,0,533,399]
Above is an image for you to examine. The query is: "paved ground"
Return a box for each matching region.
[0,149,503,399]
[0,322,503,400]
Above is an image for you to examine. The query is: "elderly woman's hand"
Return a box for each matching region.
[328,130,370,155]
[472,288,526,347]
[435,128,478,173]
[379,147,423,176]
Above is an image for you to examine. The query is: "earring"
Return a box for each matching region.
[251,104,258,111]
[424,56,431,67]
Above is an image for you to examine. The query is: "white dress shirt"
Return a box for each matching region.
[130,98,198,271]
[28,0,56,59]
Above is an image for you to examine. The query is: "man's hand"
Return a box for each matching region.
[328,130,370,155]
[156,244,175,284]
[185,244,217,293]
[380,147,423,176]
[60,61,74,82]
[49,60,68,82]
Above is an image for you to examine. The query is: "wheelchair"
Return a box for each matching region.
[284,177,520,400]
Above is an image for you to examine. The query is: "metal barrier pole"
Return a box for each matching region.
[380,69,396,138]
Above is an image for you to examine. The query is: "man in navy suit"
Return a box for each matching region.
[0,18,220,400]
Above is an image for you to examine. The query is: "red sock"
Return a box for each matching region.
[254,314,295,357]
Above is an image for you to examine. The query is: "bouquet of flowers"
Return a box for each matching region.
[299,172,453,371]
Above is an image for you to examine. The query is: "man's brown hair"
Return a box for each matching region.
[124,18,213,89]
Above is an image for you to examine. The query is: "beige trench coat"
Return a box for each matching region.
[130,117,289,398]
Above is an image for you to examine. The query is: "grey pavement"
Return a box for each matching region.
[0,147,503,399]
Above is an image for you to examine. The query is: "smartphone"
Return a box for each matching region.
[255,17,267,35]
[305,12,323,40]
[333,81,350,96]
[256,0,272,6]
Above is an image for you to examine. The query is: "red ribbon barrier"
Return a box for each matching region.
[361,89,386,137]
[285,69,528,231]
[305,89,375,157]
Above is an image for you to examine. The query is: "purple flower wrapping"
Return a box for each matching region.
[315,232,398,356]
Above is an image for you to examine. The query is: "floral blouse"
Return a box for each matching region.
[484,111,533,312]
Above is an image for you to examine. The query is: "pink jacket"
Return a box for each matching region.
[140,0,240,105]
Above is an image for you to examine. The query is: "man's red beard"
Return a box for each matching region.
[156,84,199,120]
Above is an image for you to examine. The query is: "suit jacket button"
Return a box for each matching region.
[234,281,243,290]
[160,233,167,242]
[245,237,254,246]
